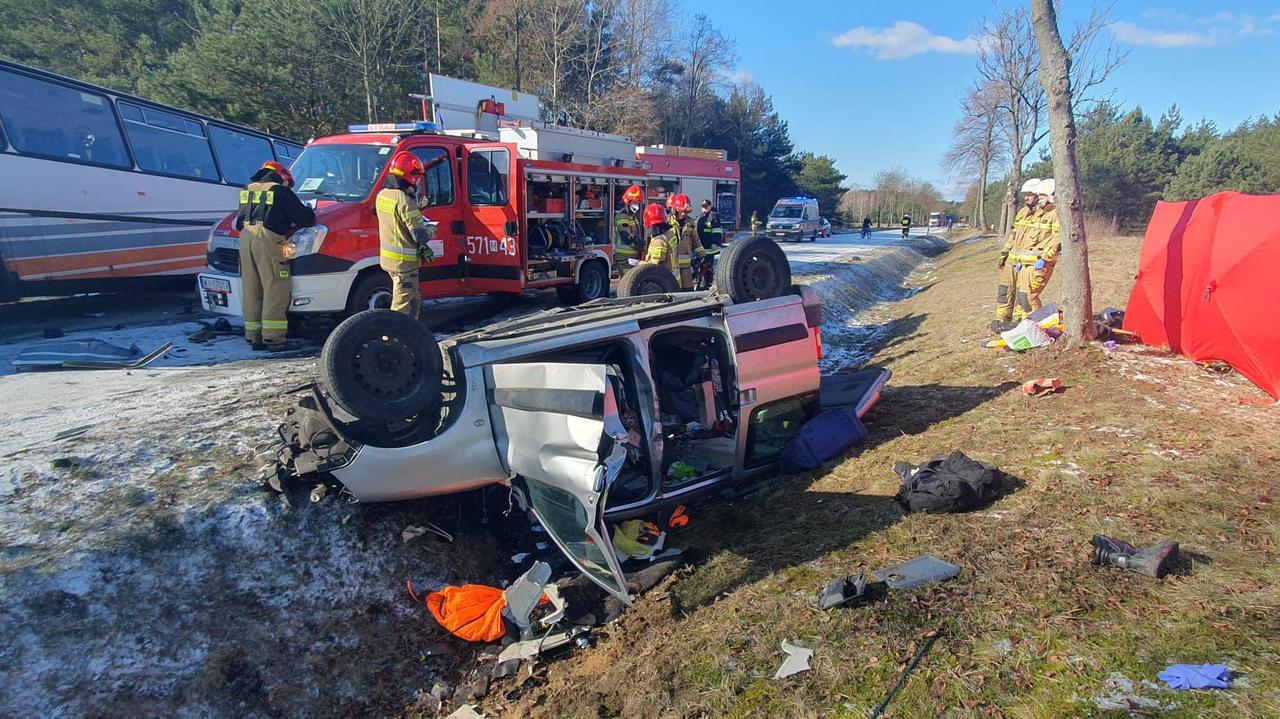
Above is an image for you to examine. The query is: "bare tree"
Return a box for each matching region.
[944,80,1005,230]
[978,4,1124,232]
[1032,0,1093,346]
[672,14,736,145]
[306,0,426,122]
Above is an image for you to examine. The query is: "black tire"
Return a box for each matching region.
[715,234,792,303]
[319,309,443,422]
[617,264,679,298]
[346,270,393,315]
[556,259,610,305]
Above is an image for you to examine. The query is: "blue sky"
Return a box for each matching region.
[692,0,1280,199]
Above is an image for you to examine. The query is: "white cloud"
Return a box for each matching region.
[1110,21,1220,48]
[832,21,979,61]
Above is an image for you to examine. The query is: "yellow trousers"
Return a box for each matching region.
[239,224,290,344]
[389,268,421,319]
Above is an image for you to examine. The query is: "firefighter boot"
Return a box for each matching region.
[1090,534,1179,579]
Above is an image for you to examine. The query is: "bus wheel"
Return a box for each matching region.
[556,260,609,305]
[320,310,443,422]
[346,270,393,315]
[617,264,679,298]
[715,235,792,303]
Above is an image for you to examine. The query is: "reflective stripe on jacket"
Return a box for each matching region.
[642,229,679,275]
[376,188,427,272]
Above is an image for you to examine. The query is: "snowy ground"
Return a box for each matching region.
[0,231,943,717]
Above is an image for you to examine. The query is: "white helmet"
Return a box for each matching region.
[1038,178,1056,197]
[1020,178,1040,194]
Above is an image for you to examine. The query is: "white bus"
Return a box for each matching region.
[0,60,303,300]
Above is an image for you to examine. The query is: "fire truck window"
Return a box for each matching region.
[467,148,509,206]
[0,68,130,168]
[119,101,219,181]
[209,124,273,184]
[411,147,454,208]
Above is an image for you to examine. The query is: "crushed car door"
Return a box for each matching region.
[486,362,633,603]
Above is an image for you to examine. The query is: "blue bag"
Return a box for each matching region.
[779,407,867,473]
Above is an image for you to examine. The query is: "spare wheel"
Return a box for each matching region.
[715,235,792,302]
[617,264,679,298]
[319,309,443,422]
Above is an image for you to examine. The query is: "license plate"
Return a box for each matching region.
[200,276,232,294]
[772,232,788,237]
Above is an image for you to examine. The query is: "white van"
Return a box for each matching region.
[767,197,821,242]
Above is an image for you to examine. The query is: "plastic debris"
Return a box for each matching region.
[445,705,484,719]
[1158,663,1230,690]
[816,572,869,610]
[773,640,813,679]
[871,556,960,590]
[1022,377,1063,397]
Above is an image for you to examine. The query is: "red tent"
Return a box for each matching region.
[1124,191,1280,399]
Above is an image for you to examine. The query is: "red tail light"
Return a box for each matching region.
[813,327,823,360]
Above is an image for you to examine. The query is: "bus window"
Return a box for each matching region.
[0,67,130,168]
[274,141,303,166]
[209,124,272,185]
[467,149,509,206]
[410,147,454,208]
[118,101,218,181]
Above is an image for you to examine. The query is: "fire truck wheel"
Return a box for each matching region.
[617,264,679,298]
[556,260,610,305]
[715,235,792,303]
[320,309,443,422]
[346,270,394,314]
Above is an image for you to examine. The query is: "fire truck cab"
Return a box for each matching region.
[199,121,649,327]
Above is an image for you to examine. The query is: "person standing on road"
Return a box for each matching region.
[993,178,1042,331]
[640,203,678,277]
[861,216,872,238]
[668,194,707,288]
[235,160,315,351]
[696,199,724,248]
[613,184,646,264]
[376,152,437,320]
[901,214,911,238]
[1024,178,1062,314]
[750,210,762,235]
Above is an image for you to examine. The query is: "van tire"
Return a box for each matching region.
[320,309,443,422]
[346,270,394,315]
[556,259,610,305]
[617,264,679,298]
[715,235,792,303]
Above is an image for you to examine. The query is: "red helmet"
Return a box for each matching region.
[260,160,294,188]
[387,151,425,183]
[622,185,644,204]
[643,203,667,229]
[669,193,692,213]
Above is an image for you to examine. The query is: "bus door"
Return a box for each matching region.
[460,143,521,292]
[408,144,466,298]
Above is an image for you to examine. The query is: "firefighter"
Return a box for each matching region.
[668,193,707,289]
[376,151,437,319]
[613,184,646,263]
[697,199,724,248]
[1024,178,1061,313]
[640,203,678,276]
[901,214,911,238]
[235,160,315,351]
[993,178,1042,331]
[750,210,762,235]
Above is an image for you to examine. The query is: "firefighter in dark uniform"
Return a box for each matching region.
[696,199,724,248]
[901,214,911,239]
[235,160,315,350]
[376,151,436,319]
[667,193,707,289]
[613,184,646,264]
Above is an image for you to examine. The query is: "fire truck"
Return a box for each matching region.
[197,75,741,329]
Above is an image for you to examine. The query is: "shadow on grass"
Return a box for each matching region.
[861,382,1021,450]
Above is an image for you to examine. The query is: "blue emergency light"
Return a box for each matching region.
[347,121,439,133]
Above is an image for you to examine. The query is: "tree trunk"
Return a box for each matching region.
[434,0,442,73]
[1032,0,1094,346]
[1004,154,1025,234]
[362,70,374,122]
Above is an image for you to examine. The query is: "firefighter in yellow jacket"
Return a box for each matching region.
[666,193,707,288]
[1023,178,1062,313]
[640,203,678,275]
[376,152,437,319]
[992,178,1042,332]
[613,184,646,263]
[235,160,315,350]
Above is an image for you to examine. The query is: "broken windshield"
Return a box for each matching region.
[290,143,393,202]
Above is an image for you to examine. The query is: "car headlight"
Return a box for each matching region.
[283,224,328,259]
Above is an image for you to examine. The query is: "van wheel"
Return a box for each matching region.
[715,235,792,303]
[617,264,679,298]
[320,309,443,422]
[556,260,609,305]
[346,270,393,315]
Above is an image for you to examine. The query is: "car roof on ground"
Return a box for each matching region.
[448,292,718,346]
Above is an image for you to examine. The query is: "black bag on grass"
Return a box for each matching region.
[893,451,1006,514]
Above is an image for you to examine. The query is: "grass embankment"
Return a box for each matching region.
[478,235,1279,718]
